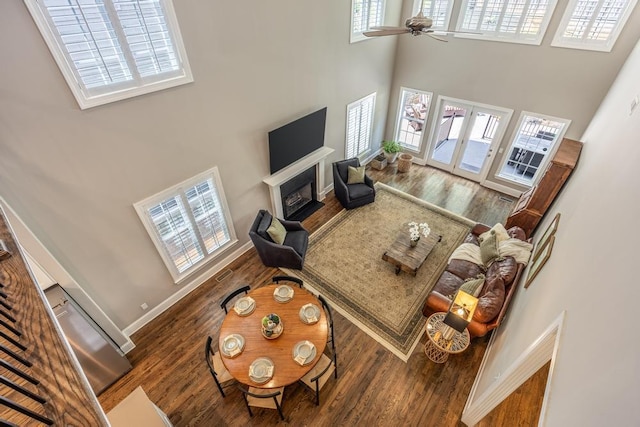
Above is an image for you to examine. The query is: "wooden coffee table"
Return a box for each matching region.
[382,232,441,276]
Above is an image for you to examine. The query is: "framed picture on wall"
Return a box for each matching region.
[532,212,561,264]
[525,235,555,288]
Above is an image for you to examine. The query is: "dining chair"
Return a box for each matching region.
[272,275,303,288]
[299,294,338,406]
[204,336,235,398]
[237,385,285,421]
[220,285,251,314]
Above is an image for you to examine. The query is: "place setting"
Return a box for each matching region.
[248,357,275,384]
[273,284,294,303]
[299,303,321,324]
[292,340,316,366]
[220,333,245,358]
[233,296,256,316]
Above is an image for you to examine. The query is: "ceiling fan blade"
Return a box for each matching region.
[427,33,448,42]
[369,26,407,31]
[364,28,411,37]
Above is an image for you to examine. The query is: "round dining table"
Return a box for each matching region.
[218,284,328,388]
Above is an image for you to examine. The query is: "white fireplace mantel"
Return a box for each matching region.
[263,146,334,218]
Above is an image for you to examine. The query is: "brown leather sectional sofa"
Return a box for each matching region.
[422,224,529,338]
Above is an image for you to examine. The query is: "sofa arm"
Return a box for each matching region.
[471,223,491,237]
[422,291,452,317]
[281,219,306,232]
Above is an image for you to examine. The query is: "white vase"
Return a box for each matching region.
[385,152,399,164]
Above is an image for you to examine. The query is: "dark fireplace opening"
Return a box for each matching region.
[280,166,324,221]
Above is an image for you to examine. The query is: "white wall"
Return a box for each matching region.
[0,0,402,329]
[471,39,640,426]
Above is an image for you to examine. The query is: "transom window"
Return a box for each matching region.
[134,167,237,283]
[413,0,454,29]
[24,0,192,109]
[455,0,558,44]
[497,112,571,186]
[393,88,433,152]
[551,0,637,51]
[346,93,377,159]
[351,0,385,42]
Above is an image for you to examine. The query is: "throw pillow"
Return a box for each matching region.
[479,230,500,266]
[347,165,366,184]
[460,274,485,297]
[480,223,510,243]
[267,217,287,245]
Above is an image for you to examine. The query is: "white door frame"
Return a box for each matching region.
[425,96,513,184]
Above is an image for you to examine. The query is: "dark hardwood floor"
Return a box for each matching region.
[98,164,544,426]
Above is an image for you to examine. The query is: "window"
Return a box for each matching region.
[346,93,376,158]
[134,167,237,283]
[497,112,570,186]
[551,0,637,51]
[393,88,433,152]
[455,0,558,44]
[413,0,454,30]
[351,0,385,42]
[24,0,193,109]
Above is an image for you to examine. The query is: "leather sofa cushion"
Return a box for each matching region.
[507,226,526,241]
[487,256,518,285]
[432,271,465,298]
[446,259,485,281]
[474,274,506,323]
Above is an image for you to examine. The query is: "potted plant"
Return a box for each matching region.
[382,140,402,163]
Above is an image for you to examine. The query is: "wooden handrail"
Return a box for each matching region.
[0,211,108,425]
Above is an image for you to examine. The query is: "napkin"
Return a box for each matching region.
[233,297,253,315]
[250,365,274,379]
[294,354,307,366]
[223,337,242,357]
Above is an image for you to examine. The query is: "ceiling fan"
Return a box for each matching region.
[363,11,474,41]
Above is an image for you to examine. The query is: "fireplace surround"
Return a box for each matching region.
[263,147,334,221]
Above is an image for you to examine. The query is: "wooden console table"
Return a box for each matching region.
[382,232,441,276]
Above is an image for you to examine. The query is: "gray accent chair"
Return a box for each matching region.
[332,158,376,210]
[249,210,309,270]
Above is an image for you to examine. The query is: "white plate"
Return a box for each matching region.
[299,303,321,324]
[249,357,274,383]
[234,297,255,316]
[292,341,317,365]
[221,334,245,357]
[273,285,294,302]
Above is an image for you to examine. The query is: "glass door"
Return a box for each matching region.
[427,97,512,183]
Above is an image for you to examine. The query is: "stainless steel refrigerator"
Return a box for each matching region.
[44,284,132,395]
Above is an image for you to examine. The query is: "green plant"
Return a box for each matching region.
[382,140,401,154]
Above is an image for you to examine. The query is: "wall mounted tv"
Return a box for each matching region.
[268,107,327,174]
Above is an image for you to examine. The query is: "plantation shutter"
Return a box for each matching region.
[352,0,385,34]
[346,93,376,159]
[415,0,454,29]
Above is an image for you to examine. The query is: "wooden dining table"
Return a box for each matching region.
[218,284,328,389]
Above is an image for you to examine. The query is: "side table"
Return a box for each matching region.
[424,312,470,363]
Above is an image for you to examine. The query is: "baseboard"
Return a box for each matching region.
[122,241,255,337]
[461,311,565,426]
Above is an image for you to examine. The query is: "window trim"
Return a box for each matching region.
[345,92,377,159]
[393,87,433,154]
[412,0,455,30]
[496,111,571,186]
[134,167,237,283]
[454,0,559,45]
[350,0,386,43]
[551,0,638,52]
[24,0,193,109]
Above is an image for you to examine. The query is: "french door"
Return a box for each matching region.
[427,97,512,183]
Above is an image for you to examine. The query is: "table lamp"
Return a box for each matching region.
[441,290,479,340]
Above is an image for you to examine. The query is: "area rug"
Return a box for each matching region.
[281,183,476,362]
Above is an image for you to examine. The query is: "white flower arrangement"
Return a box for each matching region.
[408,222,431,242]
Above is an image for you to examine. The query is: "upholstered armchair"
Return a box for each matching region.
[332,158,376,210]
[249,210,309,270]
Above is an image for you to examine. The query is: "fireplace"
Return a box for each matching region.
[262,146,334,221]
[280,166,324,221]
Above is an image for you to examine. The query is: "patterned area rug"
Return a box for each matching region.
[282,183,475,361]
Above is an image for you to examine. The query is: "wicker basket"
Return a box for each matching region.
[371,157,387,170]
[397,153,413,173]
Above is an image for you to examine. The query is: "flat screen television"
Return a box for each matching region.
[268,107,327,174]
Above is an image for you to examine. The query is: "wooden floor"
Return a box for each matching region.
[99,164,546,426]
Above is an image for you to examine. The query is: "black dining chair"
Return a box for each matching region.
[220,285,251,314]
[299,294,338,405]
[237,384,285,420]
[204,336,235,397]
[272,275,303,288]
